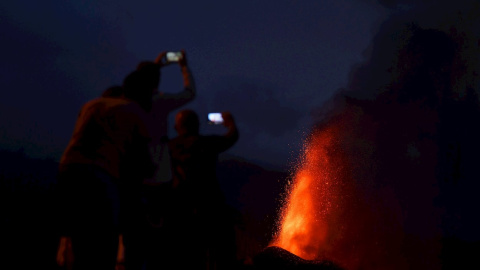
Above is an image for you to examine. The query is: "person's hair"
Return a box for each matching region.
[136,61,161,88]
[101,85,124,97]
[122,67,158,111]
[176,109,200,135]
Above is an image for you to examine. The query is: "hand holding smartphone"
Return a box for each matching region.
[154,50,186,67]
[166,51,183,63]
[207,112,224,125]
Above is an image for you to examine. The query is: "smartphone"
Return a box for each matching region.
[207,112,224,125]
[166,52,183,62]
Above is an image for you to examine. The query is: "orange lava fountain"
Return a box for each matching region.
[269,108,444,270]
[270,124,343,261]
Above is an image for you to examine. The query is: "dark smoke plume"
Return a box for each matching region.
[302,0,480,269]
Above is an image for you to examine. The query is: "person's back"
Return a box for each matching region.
[167,109,238,270]
[60,96,152,181]
[56,68,157,270]
[141,50,196,186]
[169,133,235,204]
[117,53,196,270]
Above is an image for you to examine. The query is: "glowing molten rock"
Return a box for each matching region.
[271,125,342,261]
[269,109,443,270]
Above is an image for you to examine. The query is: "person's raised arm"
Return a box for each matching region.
[178,49,196,99]
[152,50,196,111]
[217,111,239,152]
[154,51,168,67]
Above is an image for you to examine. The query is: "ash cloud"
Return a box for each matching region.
[304,0,480,268]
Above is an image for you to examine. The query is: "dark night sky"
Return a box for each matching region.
[0,0,389,169]
[3,1,480,268]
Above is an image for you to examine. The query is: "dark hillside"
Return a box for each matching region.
[1,149,289,268]
[0,149,60,269]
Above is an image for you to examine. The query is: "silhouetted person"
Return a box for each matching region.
[119,50,196,270]
[143,50,195,186]
[56,68,157,270]
[56,84,127,270]
[167,109,239,270]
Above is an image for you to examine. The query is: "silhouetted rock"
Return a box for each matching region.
[253,246,344,270]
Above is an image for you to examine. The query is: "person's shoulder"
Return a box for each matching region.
[107,97,139,110]
[79,97,113,114]
[82,96,105,107]
[197,135,223,147]
[83,96,128,108]
[105,97,147,118]
[105,96,130,106]
[200,134,236,152]
[169,134,200,147]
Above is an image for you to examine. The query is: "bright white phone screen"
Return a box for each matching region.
[166,52,182,62]
[208,113,223,124]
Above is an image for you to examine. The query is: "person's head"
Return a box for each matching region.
[174,109,200,135]
[136,61,161,91]
[101,85,124,98]
[122,62,160,111]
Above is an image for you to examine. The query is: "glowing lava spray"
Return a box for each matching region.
[269,109,443,270]
[270,120,351,263]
